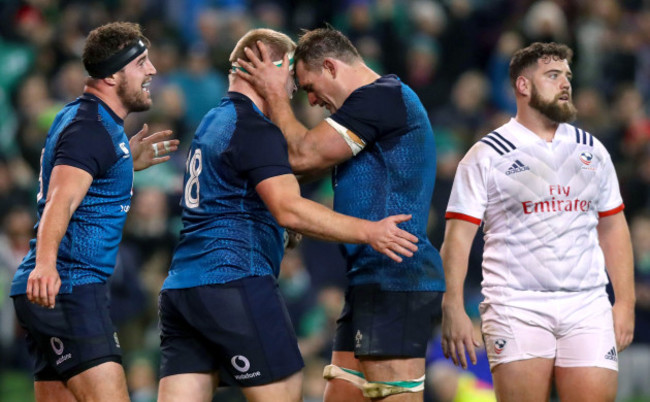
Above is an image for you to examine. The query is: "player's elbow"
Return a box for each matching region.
[273,209,301,231]
[268,198,303,230]
[288,148,331,175]
[288,154,312,174]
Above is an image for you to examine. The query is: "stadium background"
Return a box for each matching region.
[0,0,649,401]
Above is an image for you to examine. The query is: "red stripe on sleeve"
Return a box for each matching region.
[598,204,625,218]
[445,212,482,225]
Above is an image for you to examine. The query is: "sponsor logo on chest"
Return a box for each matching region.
[521,185,592,214]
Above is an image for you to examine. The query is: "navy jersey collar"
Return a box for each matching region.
[79,93,124,126]
[227,91,266,118]
[227,91,254,104]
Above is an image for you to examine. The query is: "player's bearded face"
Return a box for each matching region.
[529,82,577,123]
[116,75,152,113]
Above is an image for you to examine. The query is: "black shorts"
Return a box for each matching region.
[12,283,122,381]
[333,284,442,358]
[158,275,304,387]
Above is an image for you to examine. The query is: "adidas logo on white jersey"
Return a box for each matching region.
[505,160,530,175]
[604,346,617,362]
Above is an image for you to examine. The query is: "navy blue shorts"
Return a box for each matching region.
[158,275,304,387]
[12,283,122,381]
[333,284,442,358]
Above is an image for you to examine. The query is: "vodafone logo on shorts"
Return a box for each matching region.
[494,339,507,355]
[231,355,251,372]
[50,337,64,355]
[231,355,262,381]
[50,337,72,365]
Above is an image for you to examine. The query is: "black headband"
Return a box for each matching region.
[84,39,147,78]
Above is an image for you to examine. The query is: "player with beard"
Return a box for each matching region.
[157,28,420,402]
[235,27,443,401]
[440,42,634,402]
[10,22,178,402]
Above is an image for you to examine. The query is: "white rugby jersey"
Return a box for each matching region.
[446,118,624,300]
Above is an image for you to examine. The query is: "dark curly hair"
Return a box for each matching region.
[82,22,150,73]
[509,42,573,88]
[294,27,361,71]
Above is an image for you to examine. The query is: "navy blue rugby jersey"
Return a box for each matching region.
[11,94,133,295]
[163,92,292,290]
[330,75,444,291]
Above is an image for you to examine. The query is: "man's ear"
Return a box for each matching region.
[516,75,530,97]
[323,58,336,79]
[103,74,118,87]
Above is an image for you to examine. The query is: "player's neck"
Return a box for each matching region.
[83,84,128,119]
[356,63,381,85]
[515,107,559,142]
[229,81,268,117]
[344,62,381,97]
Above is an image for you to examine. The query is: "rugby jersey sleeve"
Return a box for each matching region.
[231,123,293,187]
[595,142,624,217]
[54,120,118,178]
[445,143,490,225]
[328,77,407,147]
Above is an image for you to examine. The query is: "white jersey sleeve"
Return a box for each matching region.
[445,143,491,225]
[595,141,624,216]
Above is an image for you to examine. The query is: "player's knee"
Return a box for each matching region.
[361,374,425,399]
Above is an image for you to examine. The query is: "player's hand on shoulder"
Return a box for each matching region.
[368,214,418,263]
[130,123,179,171]
[26,264,61,309]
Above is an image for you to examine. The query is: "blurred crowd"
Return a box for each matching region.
[0,0,650,401]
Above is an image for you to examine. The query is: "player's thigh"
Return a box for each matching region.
[158,288,220,381]
[331,350,362,371]
[339,285,440,358]
[12,284,122,383]
[552,294,617,401]
[360,357,425,382]
[66,361,129,402]
[480,302,556,369]
[555,299,617,371]
[160,277,303,389]
[554,366,617,402]
[492,358,554,402]
[241,371,303,402]
[34,381,76,402]
[158,372,219,402]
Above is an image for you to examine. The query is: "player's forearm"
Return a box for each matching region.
[599,214,636,306]
[276,196,371,244]
[35,201,73,267]
[440,244,469,307]
[35,167,90,268]
[440,220,478,308]
[608,263,635,307]
[265,92,310,159]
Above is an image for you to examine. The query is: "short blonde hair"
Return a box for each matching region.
[229,28,296,64]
